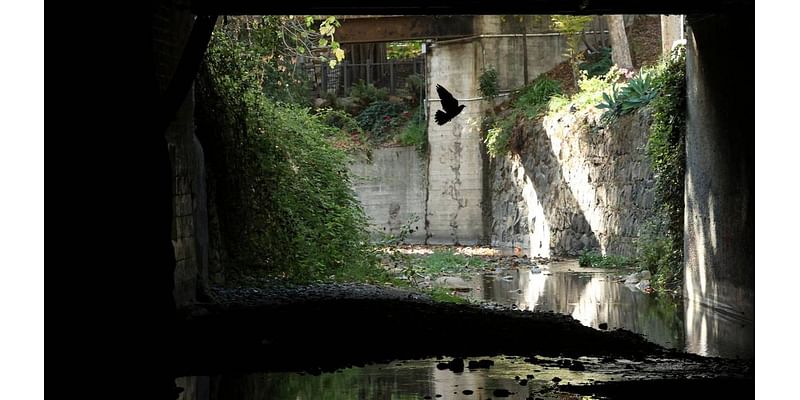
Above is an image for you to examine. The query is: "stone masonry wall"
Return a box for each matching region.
[491,108,656,258]
[153,0,209,307]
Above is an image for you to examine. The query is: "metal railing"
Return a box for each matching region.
[306,57,425,97]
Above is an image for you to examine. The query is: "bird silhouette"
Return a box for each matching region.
[434,84,465,125]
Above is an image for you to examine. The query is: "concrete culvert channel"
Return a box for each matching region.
[174,250,752,399]
[153,6,753,399]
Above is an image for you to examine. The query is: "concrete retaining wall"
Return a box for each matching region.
[349,147,428,242]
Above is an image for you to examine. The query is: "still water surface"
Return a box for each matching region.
[178,260,753,399]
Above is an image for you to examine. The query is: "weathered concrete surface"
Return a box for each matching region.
[425,40,487,245]
[683,13,754,356]
[660,15,684,56]
[350,15,644,250]
[472,15,597,91]
[420,15,588,246]
[349,147,428,242]
[491,109,656,257]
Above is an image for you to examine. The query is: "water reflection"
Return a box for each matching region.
[684,297,754,359]
[468,260,754,359]
[179,358,597,400]
[176,261,753,399]
[473,262,686,352]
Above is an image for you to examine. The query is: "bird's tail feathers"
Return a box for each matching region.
[434,110,448,126]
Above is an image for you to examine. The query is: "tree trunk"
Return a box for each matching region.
[606,15,634,71]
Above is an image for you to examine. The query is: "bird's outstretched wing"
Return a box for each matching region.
[437,84,459,113]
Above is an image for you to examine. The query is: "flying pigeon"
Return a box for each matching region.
[434,84,465,125]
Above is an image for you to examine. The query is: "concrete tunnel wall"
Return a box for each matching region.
[684,13,754,357]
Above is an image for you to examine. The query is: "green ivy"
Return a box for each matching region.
[197,24,385,284]
[478,67,499,101]
[483,76,561,158]
[355,100,408,143]
[397,108,428,154]
[638,45,687,291]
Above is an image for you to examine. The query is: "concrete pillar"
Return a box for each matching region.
[684,13,754,358]
[425,40,486,245]
[660,15,684,57]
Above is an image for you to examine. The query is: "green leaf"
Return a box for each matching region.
[318,38,328,47]
[305,16,314,27]
[334,48,345,62]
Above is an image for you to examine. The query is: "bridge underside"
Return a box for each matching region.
[329,15,474,44]
[190,0,751,15]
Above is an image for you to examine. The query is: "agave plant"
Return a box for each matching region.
[619,71,658,113]
[597,83,622,125]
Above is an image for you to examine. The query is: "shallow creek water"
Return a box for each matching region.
[177,259,753,399]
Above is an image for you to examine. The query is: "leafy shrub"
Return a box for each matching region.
[548,68,621,115]
[198,28,382,283]
[483,76,560,158]
[515,76,562,118]
[350,80,388,106]
[404,74,425,107]
[355,100,407,142]
[313,108,370,153]
[579,47,613,78]
[619,70,658,112]
[316,107,362,134]
[579,251,633,269]
[479,67,500,101]
[643,45,687,291]
[484,110,520,158]
[397,109,428,153]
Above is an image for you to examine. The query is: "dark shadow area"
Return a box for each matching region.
[170,284,734,378]
[683,12,754,358]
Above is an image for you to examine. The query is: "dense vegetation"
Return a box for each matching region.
[196,17,385,283]
[639,46,686,291]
